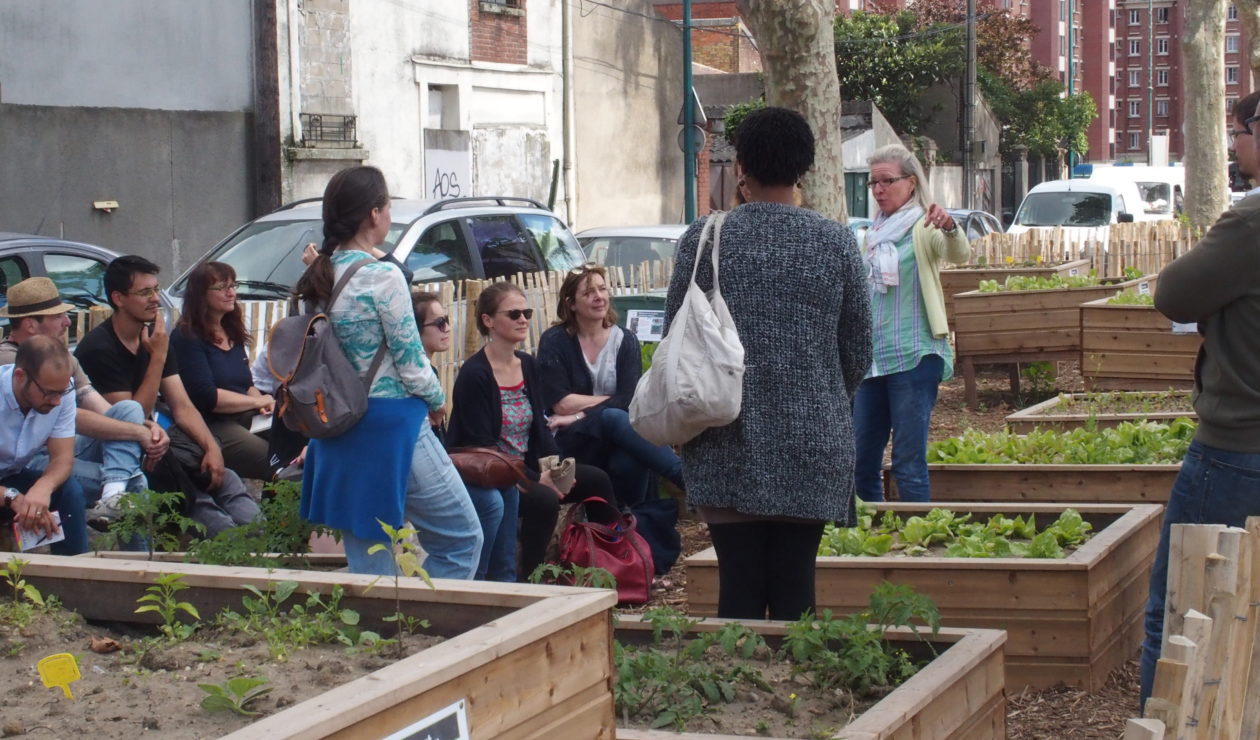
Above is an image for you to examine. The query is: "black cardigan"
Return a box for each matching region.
[535,325,642,455]
[445,348,559,477]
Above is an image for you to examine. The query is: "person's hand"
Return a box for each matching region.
[12,483,58,536]
[546,413,582,431]
[256,394,275,415]
[301,242,319,266]
[140,309,170,360]
[140,420,170,459]
[925,203,957,232]
[539,468,573,497]
[428,405,447,427]
[293,445,308,467]
[201,445,226,490]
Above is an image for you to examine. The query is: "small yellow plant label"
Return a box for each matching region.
[37,653,80,699]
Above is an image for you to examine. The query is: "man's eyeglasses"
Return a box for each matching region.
[208,282,238,292]
[126,286,162,299]
[423,316,451,331]
[1231,129,1251,139]
[1245,113,1260,135]
[27,375,74,401]
[867,175,913,190]
[497,308,534,321]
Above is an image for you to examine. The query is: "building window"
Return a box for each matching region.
[1228,66,1240,84]
[1157,37,1169,55]
[1156,99,1169,117]
[1129,69,1140,87]
[1129,100,1141,117]
[1229,4,1238,21]
[1061,36,1066,56]
[1157,68,1169,86]
[1129,132,1140,149]
[1228,35,1240,53]
[1060,0,1065,21]
[1130,38,1141,56]
[1156,7,1169,23]
[1128,8,1139,24]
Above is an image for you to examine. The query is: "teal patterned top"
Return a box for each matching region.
[327,249,445,406]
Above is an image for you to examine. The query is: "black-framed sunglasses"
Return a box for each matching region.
[423,316,451,331]
[498,308,534,321]
[27,375,74,401]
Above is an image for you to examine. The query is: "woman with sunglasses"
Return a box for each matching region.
[170,261,275,481]
[446,281,618,581]
[853,145,970,504]
[537,264,683,509]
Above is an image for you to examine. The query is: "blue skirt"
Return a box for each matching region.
[300,397,427,542]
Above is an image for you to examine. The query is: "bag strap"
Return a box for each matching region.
[688,211,726,288]
[327,257,388,392]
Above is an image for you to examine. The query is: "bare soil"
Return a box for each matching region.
[0,609,439,738]
[1044,390,1194,417]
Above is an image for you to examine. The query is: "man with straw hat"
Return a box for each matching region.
[0,277,168,529]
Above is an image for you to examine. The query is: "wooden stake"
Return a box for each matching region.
[1126,718,1167,739]
[1239,518,1260,740]
[1165,524,1227,654]
[1180,609,1214,740]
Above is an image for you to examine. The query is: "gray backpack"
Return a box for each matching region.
[267,258,387,439]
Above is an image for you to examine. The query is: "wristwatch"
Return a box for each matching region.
[3,488,20,508]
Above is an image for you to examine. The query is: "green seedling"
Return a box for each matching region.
[198,676,273,716]
[369,521,435,655]
[135,573,200,641]
[528,562,618,590]
[4,558,44,609]
[104,489,205,560]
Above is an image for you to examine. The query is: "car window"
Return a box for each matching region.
[517,213,585,271]
[465,216,543,279]
[1014,192,1113,228]
[581,237,610,264]
[43,253,109,308]
[408,221,473,284]
[0,256,31,320]
[607,238,677,269]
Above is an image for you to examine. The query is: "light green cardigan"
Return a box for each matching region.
[910,217,972,338]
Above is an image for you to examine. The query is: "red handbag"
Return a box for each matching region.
[558,497,655,605]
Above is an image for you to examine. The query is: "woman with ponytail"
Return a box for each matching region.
[295,166,482,577]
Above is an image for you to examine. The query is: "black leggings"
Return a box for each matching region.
[707,520,826,621]
[517,463,617,578]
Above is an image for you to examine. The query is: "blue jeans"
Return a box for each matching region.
[28,400,147,503]
[465,483,518,581]
[853,354,944,502]
[343,424,483,579]
[592,408,683,509]
[1,468,88,555]
[1139,440,1260,709]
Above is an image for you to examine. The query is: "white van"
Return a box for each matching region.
[1082,165,1184,216]
[1006,179,1147,241]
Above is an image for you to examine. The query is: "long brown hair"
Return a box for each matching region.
[179,261,250,347]
[294,166,390,307]
[554,265,617,333]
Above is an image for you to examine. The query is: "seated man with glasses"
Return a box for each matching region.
[0,277,168,530]
[0,335,89,554]
[75,255,259,537]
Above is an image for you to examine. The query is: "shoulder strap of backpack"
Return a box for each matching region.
[325,257,375,311]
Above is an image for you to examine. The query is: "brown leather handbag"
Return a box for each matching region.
[448,447,530,489]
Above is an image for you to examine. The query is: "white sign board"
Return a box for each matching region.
[1171,321,1199,335]
[626,310,666,342]
[378,699,469,740]
[425,147,471,201]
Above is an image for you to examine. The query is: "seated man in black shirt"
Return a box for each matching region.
[75,255,259,536]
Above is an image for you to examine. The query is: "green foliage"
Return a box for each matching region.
[216,582,377,658]
[721,99,766,146]
[834,11,964,136]
[820,500,1094,559]
[927,418,1196,465]
[0,558,46,626]
[368,520,435,654]
[980,69,1097,157]
[528,562,618,590]
[103,489,205,560]
[186,481,331,568]
[135,573,201,641]
[1107,292,1155,305]
[1019,361,1056,400]
[640,342,659,374]
[977,271,1101,292]
[198,676,273,716]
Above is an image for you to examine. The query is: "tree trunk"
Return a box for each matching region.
[1182,0,1230,233]
[735,0,847,221]
[1234,0,1260,86]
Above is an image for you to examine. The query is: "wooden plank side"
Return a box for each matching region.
[918,465,1181,505]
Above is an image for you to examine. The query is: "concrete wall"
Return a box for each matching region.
[572,0,685,227]
[0,0,256,276]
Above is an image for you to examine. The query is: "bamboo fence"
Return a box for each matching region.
[967,221,1195,278]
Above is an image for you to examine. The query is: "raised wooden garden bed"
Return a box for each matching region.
[615,617,1006,740]
[2,553,617,739]
[1006,391,1197,433]
[954,274,1155,407]
[884,462,1180,505]
[1080,295,1200,391]
[940,258,1091,329]
[687,502,1161,691]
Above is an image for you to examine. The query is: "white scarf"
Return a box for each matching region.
[864,203,923,293]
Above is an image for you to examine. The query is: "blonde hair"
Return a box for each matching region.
[868,144,932,211]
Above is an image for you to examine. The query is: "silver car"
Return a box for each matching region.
[576,224,686,272]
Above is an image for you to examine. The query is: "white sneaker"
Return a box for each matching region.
[87,496,125,531]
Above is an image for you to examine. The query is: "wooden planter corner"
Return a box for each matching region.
[686,502,1161,692]
[885,462,1180,506]
[1005,391,1197,433]
[940,258,1091,329]
[954,274,1156,408]
[2,554,617,740]
[614,617,1006,740]
[1080,296,1200,391]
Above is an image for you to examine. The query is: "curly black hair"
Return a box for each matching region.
[734,107,815,187]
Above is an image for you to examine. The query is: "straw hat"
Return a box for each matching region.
[0,277,76,318]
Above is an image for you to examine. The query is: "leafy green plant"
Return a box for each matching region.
[198,676,273,716]
[135,573,200,641]
[927,418,1196,465]
[186,481,332,567]
[528,562,618,590]
[216,582,375,658]
[977,271,1102,292]
[640,342,659,373]
[1107,291,1155,305]
[368,520,435,654]
[103,489,205,559]
[0,558,46,627]
[1019,361,1056,400]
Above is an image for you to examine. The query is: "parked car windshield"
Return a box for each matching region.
[171,219,406,299]
[1014,192,1112,228]
[517,213,585,271]
[581,236,677,269]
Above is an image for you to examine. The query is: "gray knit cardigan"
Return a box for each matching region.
[663,202,872,525]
